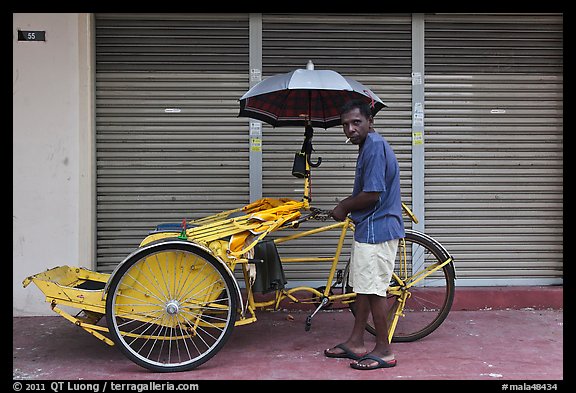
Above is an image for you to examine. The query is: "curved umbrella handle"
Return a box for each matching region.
[302,123,321,167]
[307,154,322,168]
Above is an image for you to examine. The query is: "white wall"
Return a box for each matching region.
[13,13,94,316]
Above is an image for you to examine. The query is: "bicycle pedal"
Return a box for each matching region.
[304,316,312,331]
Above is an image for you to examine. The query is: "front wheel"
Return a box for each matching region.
[348,230,455,342]
[105,240,238,372]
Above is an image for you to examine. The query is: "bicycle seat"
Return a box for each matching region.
[150,222,196,234]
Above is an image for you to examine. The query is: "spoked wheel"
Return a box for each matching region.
[347,230,455,342]
[105,240,238,372]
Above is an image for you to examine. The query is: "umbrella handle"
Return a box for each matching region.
[307,154,322,168]
[302,123,322,168]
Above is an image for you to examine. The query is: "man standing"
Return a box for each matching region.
[324,99,405,370]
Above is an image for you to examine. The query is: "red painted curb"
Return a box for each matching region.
[451,286,563,310]
[246,285,563,311]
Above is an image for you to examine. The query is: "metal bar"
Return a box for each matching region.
[411,13,426,274]
[280,257,334,263]
[322,218,351,293]
[273,221,346,244]
[404,257,453,289]
[51,305,114,346]
[249,13,263,202]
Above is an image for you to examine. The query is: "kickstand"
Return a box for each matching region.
[305,297,329,331]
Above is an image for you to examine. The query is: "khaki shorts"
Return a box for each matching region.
[349,239,399,297]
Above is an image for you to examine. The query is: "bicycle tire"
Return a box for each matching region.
[105,240,238,372]
[347,229,455,342]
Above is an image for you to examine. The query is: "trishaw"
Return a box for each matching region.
[23,65,456,372]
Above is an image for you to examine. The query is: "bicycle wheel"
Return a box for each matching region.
[105,240,238,372]
[348,230,455,342]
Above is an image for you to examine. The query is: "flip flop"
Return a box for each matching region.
[324,343,364,360]
[350,354,397,370]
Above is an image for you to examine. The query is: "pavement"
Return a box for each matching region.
[13,286,564,383]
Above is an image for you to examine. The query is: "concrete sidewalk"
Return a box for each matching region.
[13,302,563,381]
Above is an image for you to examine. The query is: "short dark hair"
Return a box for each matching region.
[340,99,372,119]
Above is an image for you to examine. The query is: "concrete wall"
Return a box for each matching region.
[13,13,94,316]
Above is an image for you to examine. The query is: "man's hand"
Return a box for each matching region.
[330,204,348,222]
[330,192,381,222]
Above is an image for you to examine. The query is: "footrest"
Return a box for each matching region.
[75,310,104,325]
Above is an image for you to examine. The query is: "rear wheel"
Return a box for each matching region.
[105,241,238,372]
[348,230,455,342]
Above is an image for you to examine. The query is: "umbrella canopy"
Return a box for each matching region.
[238,62,386,129]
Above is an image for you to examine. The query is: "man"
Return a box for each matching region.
[324,99,405,370]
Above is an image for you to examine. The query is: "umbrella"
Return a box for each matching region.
[238,61,386,129]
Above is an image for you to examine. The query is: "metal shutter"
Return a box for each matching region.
[424,13,563,284]
[260,13,413,282]
[95,13,250,272]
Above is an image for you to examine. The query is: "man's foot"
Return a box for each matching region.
[324,343,366,360]
[350,353,397,370]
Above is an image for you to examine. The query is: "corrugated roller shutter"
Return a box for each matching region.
[95,13,250,272]
[261,13,413,282]
[424,13,563,283]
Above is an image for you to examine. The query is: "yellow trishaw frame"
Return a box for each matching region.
[23,138,455,370]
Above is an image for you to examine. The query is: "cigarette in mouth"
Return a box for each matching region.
[345,138,351,144]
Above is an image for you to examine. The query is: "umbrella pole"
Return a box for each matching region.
[302,118,311,209]
[302,118,314,209]
[306,91,313,208]
[301,119,322,209]
[303,154,311,209]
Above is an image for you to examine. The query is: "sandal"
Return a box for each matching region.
[350,354,397,370]
[324,343,364,361]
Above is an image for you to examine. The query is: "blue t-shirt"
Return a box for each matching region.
[351,131,405,243]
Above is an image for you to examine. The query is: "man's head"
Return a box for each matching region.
[340,99,374,145]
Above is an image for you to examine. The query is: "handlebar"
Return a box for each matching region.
[287,208,332,228]
[287,203,418,228]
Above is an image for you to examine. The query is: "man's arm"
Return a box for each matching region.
[331,191,381,221]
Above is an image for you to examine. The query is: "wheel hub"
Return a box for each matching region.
[165,300,180,315]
